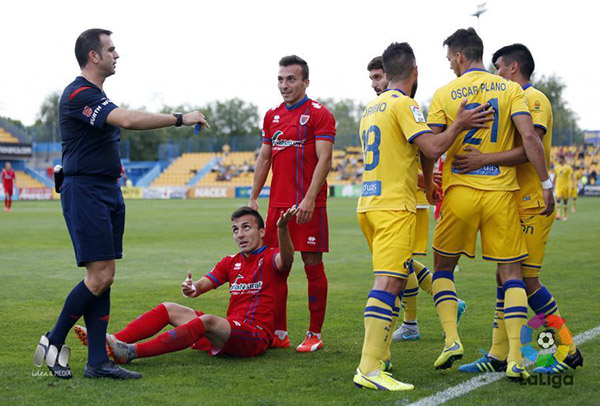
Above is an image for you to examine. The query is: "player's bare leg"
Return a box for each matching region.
[297,251,327,352]
[162,302,199,327]
[432,253,463,369]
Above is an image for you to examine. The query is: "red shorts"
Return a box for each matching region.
[3,184,13,196]
[190,313,271,358]
[264,206,329,252]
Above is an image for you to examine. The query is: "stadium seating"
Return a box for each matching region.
[0,128,19,143]
[327,146,363,185]
[148,148,368,187]
[151,152,216,187]
[14,171,45,188]
[197,151,269,186]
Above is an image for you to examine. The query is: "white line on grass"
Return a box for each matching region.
[406,325,600,406]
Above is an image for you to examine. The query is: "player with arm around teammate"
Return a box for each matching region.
[427,29,554,381]
[73,206,298,364]
[366,56,467,342]
[354,42,492,391]
[452,44,583,375]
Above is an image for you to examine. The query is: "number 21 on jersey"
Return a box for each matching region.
[463,98,498,145]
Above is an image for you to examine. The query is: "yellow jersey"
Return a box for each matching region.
[554,164,573,190]
[417,187,429,207]
[357,88,432,213]
[571,168,583,189]
[417,155,429,207]
[515,84,553,209]
[428,68,530,192]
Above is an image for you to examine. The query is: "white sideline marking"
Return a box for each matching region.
[406,325,600,406]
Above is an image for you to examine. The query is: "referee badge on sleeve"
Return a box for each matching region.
[410,106,426,123]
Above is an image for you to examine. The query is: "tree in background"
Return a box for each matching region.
[532,74,582,145]
[31,92,60,142]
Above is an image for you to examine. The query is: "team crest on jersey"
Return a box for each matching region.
[410,105,426,123]
[300,115,310,126]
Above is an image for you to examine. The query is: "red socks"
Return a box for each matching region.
[114,304,170,343]
[306,262,327,334]
[273,263,328,334]
[273,280,289,332]
[135,317,206,358]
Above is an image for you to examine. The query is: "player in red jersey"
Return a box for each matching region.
[2,162,16,211]
[73,206,297,363]
[249,55,336,352]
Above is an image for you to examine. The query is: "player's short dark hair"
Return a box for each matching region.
[231,206,265,229]
[367,56,383,71]
[75,28,113,68]
[279,55,309,80]
[492,43,535,79]
[443,28,483,62]
[381,42,416,82]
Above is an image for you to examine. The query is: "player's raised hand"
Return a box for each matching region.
[277,205,298,228]
[454,99,494,131]
[453,146,487,174]
[540,188,556,217]
[183,111,211,129]
[182,271,198,298]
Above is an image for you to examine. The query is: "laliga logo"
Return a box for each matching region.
[520,313,573,367]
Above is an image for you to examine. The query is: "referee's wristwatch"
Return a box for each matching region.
[173,112,183,127]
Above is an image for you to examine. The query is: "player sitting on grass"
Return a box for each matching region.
[73,206,296,364]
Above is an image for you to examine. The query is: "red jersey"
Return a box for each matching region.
[2,169,16,186]
[262,97,336,208]
[204,246,289,334]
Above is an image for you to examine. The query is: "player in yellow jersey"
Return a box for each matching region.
[569,165,582,213]
[426,29,554,381]
[353,42,493,391]
[452,43,583,375]
[366,57,467,342]
[554,155,573,220]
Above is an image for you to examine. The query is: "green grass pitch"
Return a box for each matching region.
[1,198,599,405]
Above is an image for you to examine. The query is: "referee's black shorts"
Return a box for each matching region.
[61,176,125,267]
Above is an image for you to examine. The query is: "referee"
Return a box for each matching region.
[33,28,209,379]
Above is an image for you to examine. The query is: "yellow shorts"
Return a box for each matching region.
[555,186,570,201]
[433,186,528,263]
[570,186,578,199]
[413,208,429,256]
[357,210,416,279]
[519,207,555,278]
